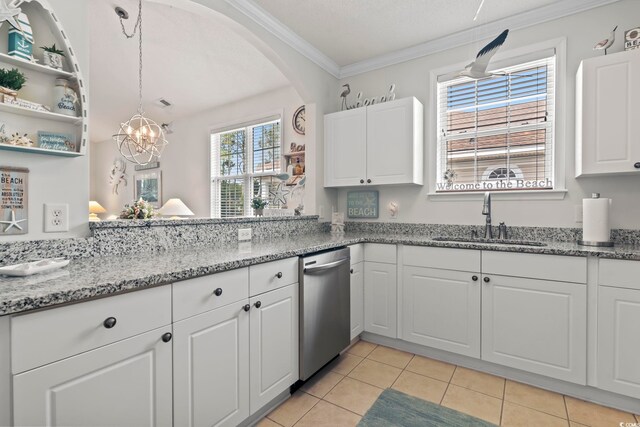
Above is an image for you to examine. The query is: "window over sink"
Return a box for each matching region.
[210,117,282,218]
[436,55,556,193]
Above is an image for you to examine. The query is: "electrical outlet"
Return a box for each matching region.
[575,205,583,223]
[238,228,252,241]
[44,203,69,232]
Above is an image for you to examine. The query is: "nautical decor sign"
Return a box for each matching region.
[0,166,28,235]
[37,131,76,152]
[625,27,640,51]
[347,190,379,219]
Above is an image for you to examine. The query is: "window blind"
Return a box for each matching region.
[436,55,555,193]
[211,119,282,218]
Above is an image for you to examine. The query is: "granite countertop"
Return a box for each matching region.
[2,232,640,316]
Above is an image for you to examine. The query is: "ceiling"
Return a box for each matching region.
[251,0,577,66]
[89,0,290,142]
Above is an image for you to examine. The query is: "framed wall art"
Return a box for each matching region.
[134,171,162,208]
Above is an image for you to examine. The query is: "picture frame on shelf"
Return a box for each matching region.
[134,171,162,208]
[37,131,76,152]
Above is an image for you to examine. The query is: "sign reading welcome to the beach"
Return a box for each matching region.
[347,190,379,219]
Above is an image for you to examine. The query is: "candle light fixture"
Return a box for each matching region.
[113,0,167,166]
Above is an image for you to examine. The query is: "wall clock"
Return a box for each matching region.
[293,105,305,135]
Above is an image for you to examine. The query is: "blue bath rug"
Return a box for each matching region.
[359,388,497,427]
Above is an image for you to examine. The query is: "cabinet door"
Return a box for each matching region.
[13,327,173,427]
[324,108,367,187]
[482,275,587,384]
[402,266,480,358]
[366,97,423,185]
[364,261,397,338]
[173,302,250,427]
[597,286,640,398]
[577,51,640,176]
[249,284,299,414]
[350,261,364,340]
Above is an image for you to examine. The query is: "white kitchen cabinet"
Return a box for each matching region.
[481,274,587,384]
[324,97,423,187]
[249,283,299,414]
[324,107,367,187]
[402,266,480,358]
[173,302,250,427]
[350,260,364,340]
[597,286,640,399]
[576,50,640,177]
[13,327,173,427]
[364,261,397,338]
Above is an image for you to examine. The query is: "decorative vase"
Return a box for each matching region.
[52,78,79,117]
[254,208,264,216]
[43,51,64,70]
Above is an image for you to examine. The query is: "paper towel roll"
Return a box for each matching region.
[583,195,611,243]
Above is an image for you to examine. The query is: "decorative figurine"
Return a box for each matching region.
[594,25,617,55]
[459,29,509,79]
[340,84,351,111]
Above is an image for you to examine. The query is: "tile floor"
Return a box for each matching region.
[259,340,640,427]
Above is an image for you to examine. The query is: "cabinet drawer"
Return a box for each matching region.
[599,259,640,290]
[350,244,364,264]
[364,243,396,264]
[173,268,249,321]
[482,252,586,284]
[11,285,171,374]
[250,257,298,296]
[403,246,480,272]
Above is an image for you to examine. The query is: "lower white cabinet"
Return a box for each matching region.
[364,261,397,338]
[481,275,587,384]
[350,261,364,340]
[597,286,640,398]
[173,302,250,427]
[13,327,173,427]
[402,266,480,358]
[249,283,299,414]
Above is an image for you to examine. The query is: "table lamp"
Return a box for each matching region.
[159,198,194,219]
[89,201,106,222]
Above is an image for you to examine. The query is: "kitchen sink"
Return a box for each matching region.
[432,236,547,247]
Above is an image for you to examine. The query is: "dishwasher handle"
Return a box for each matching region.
[303,257,349,273]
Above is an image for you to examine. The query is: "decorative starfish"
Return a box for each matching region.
[0,209,27,232]
[0,0,24,34]
[269,181,290,206]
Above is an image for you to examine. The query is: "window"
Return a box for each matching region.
[211,118,282,217]
[436,55,555,193]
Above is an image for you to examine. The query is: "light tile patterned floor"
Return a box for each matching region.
[259,340,640,427]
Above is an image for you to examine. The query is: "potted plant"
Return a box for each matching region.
[40,44,65,70]
[0,68,26,99]
[251,197,268,216]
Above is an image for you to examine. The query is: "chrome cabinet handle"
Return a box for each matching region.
[304,258,349,273]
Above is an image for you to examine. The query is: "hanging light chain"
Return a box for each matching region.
[119,0,144,114]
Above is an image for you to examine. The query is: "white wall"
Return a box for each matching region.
[91,85,311,218]
[336,0,640,229]
[0,0,89,242]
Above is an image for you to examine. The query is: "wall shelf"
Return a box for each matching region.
[0,143,83,157]
[0,52,75,79]
[0,102,81,125]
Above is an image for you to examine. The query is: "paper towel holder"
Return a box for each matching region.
[577,193,614,247]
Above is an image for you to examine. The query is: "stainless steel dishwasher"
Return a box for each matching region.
[299,247,351,381]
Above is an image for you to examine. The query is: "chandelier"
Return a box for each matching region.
[113,0,167,166]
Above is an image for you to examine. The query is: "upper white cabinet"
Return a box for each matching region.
[324,97,424,187]
[576,50,640,177]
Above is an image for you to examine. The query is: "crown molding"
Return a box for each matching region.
[224,0,341,78]
[225,0,621,80]
[339,0,621,78]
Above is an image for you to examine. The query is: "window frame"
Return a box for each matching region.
[427,38,568,201]
[210,111,283,218]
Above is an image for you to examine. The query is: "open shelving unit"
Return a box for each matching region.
[0,0,88,157]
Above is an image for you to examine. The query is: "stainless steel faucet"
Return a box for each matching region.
[482,192,493,239]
